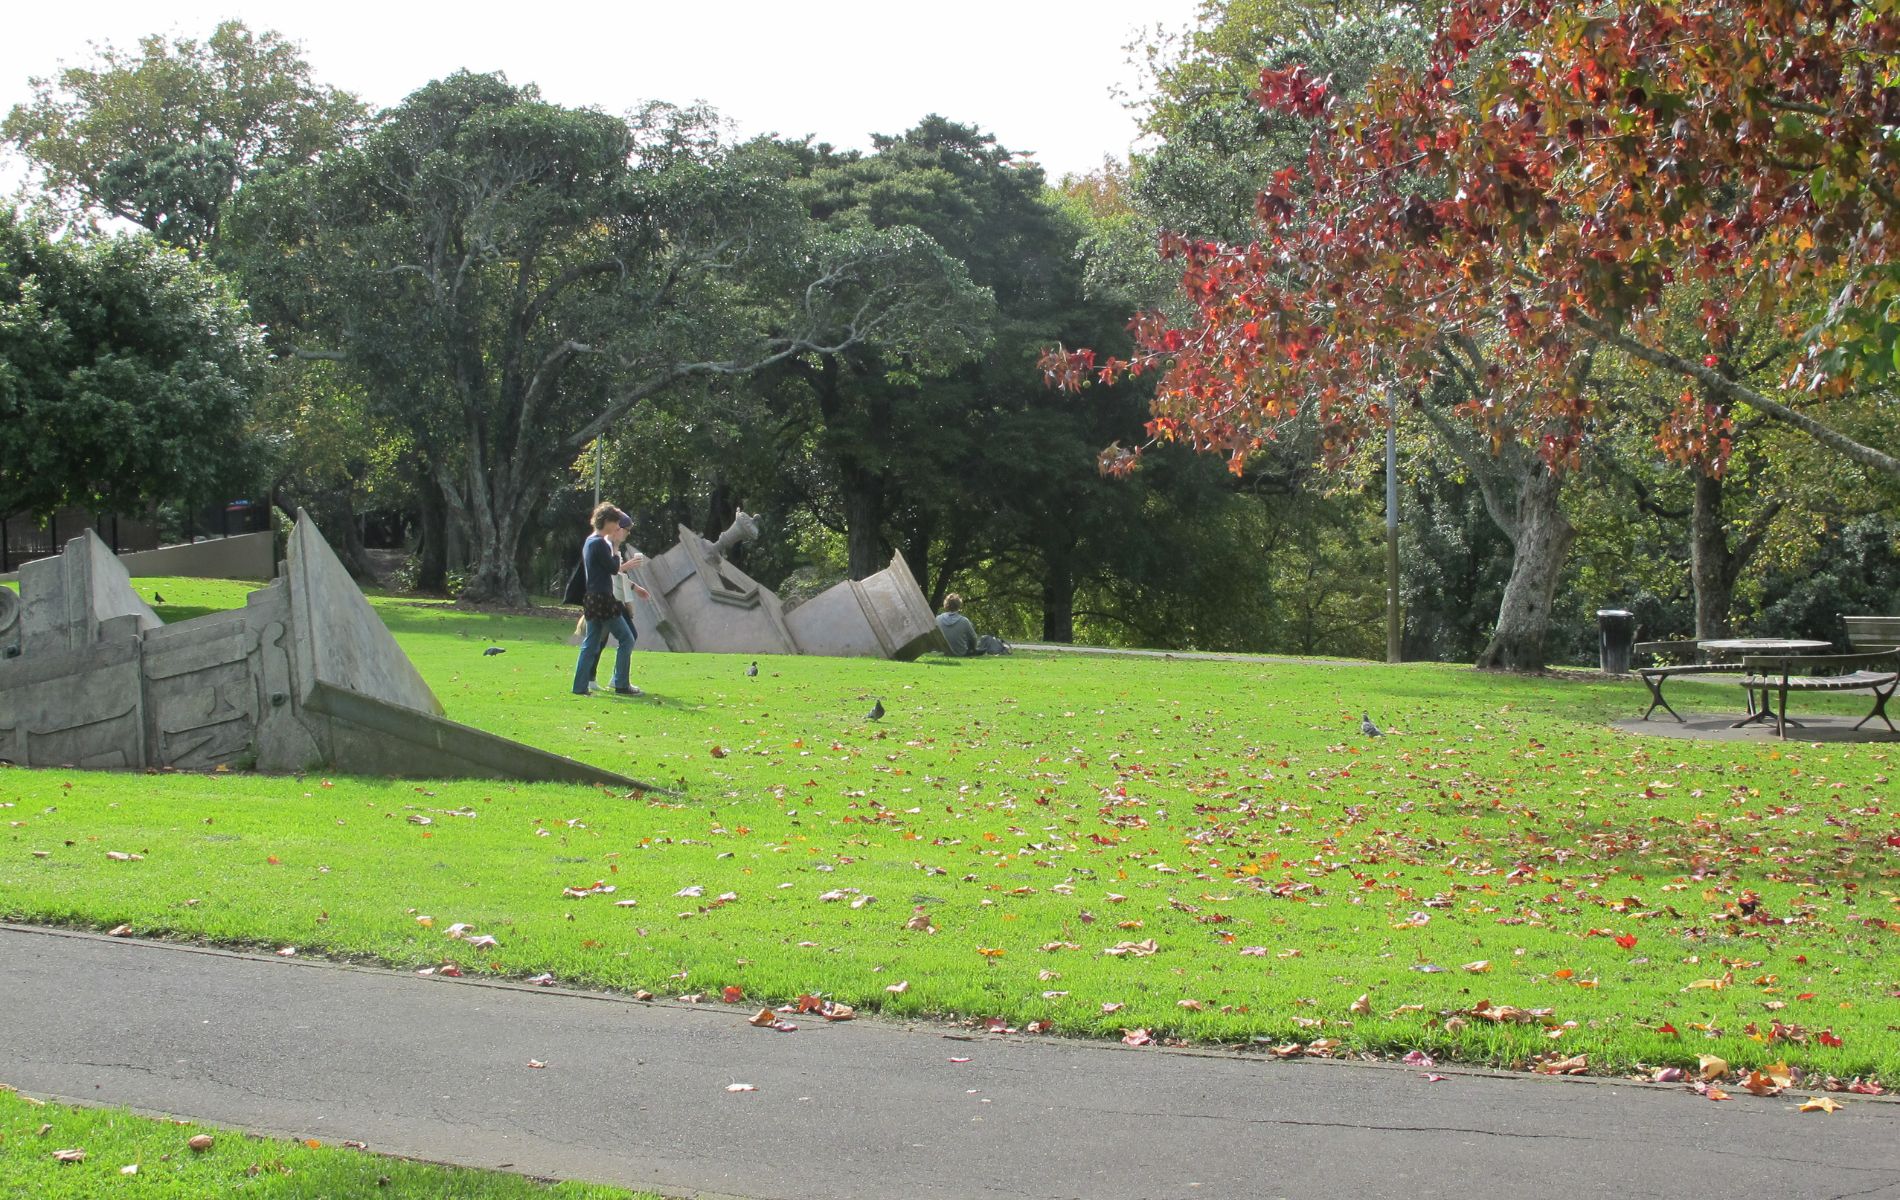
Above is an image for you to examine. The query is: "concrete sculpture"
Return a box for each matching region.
[621,512,945,660]
[0,514,643,787]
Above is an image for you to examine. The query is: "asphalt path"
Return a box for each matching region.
[3,923,1897,1200]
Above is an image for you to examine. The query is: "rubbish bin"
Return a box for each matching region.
[1597,609,1636,674]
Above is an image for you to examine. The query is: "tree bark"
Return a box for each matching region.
[1688,468,1782,640]
[842,462,886,580]
[1473,462,1573,671]
[1041,556,1076,643]
[413,472,450,595]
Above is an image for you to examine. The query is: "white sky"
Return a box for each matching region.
[2,0,1203,185]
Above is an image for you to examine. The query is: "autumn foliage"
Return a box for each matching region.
[1044,0,1900,479]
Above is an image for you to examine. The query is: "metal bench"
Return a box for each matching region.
[1738,650,1900,738]
[1634,639,1744,722]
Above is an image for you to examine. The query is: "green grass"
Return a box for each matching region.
[2,577,1897,1086]
[0,1087,648,1198]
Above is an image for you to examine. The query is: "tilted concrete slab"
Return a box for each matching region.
[0,514,652,789]
[623,514,946,661]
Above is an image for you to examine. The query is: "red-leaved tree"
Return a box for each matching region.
[1046,0,1900,667]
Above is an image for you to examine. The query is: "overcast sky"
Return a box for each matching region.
[3,0,1204,186]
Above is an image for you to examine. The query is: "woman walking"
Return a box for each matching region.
[572,503,648,697]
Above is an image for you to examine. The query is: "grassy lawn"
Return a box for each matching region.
[0,1087,647,1198]
[2,576,1896,1086]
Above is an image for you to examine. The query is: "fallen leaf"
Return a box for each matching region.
[1461,960,1492,974]
[725,1083,757,1093]
[948,1056,972,1063]
[106,924,132,937]
[1402,1050,1435,1068]
[821,1003,856,1021]
[120,1164,138,1176]
[1800,1096,1844,1113]
[721,985,744,1004]
[187,1134,214,1152]
[1122,1028,1154,1046]
[1742,1070,1782,1097]
[1177,999,1205,1011]
[526,973,555,987]
[275,947,296,957]
[1349,994,1372,1015]
[52,1149,86,1164]
[886,980,910,994]
[527,1060,546,1069]
[1535,1054,1589,1075]
[1698,1054,1729,1081]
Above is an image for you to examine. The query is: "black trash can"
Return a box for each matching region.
[1597,609,1636,674]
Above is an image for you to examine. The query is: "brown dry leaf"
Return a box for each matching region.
[1349,993,1372,1015]
[1102,939,1159,958]
[1799,1096,1844,1113]
[1461,960,1492,974]
[1742,1070,1782,1097]
[187,1134,214,1152]
[1305,1038,1342,1056]
[748,1008,778,1027]
[107,924,132,937]
[1270,1043,1305,1058]
[526,1060,546,1069]
[1177,999,1204,1011]
[52,1149,86,1164]
[720,985,744,1004]
[1101,1001,1124,1014]
[821,1002,856,1021]
[725,1083,757,1093]
[1702,1086,1731,1101]
[886,980,910,995]
[1764,1061,1795,1089]
[1535,1054,1589,1075]
[1698,1054,1729,1081]
[1122,1028,1154,1046]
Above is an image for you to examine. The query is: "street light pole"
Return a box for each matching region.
[1385,416,1402,664]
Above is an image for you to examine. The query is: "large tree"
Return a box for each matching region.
[0,209,265,518]
[233,75,980,604]
[3,21,363,252]
[1048,0,1900,668]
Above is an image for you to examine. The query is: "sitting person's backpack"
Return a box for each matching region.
[976,634,1010,655]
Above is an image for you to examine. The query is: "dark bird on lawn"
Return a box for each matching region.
[746,661,758,677]
[152,593,165,604]
[483,646,506,656]
[1361,712,1383,737]
[866,697,885,721]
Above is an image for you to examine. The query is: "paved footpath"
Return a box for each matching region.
[3,923,1897,1200]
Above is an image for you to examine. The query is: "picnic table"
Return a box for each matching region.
[1698,639,1832,729]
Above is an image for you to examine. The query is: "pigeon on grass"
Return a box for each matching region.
[866,698,885,722]
[1360,712,1383,737]
[746,661,759,677]
[483,647,506,656]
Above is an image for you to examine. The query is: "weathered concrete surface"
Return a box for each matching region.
[0,529,274,586]
[4,923,1896,1200]
[625,515,944,661]
[0,516,646,787]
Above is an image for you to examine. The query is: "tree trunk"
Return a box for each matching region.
[1689,472,1735,640]
[842,461,886,580]
[414,474,449,595]
[1041,557,1076,643]
[1475,464,1573,671]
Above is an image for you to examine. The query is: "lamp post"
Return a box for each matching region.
[1385,415,1402,664]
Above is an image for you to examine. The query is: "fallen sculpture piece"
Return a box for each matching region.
[0,513,645,788]
[620,512,946,660]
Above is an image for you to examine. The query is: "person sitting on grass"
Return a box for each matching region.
[936,593,1007,656]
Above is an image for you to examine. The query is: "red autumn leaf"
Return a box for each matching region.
[1614,934,1638,949]
[1122,1028,1155,1047]
[1818,1030,1844,1048]
[721,985,744,1004]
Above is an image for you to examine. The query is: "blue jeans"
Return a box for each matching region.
[573,611,635,694]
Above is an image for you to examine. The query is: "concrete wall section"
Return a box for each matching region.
[0,530,275,586]
[286,512,443,717]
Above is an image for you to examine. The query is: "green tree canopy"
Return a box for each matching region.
[3,21,364,251]
[0,209,266,517]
